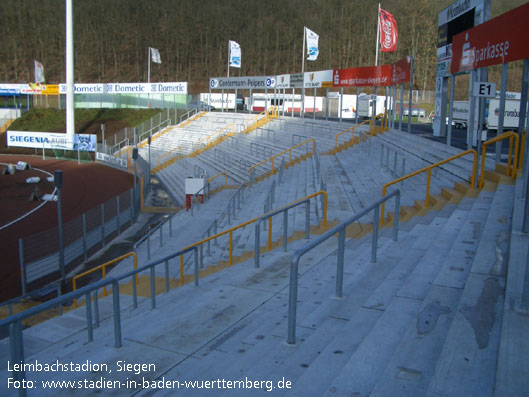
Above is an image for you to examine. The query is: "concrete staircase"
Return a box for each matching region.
[0,117,523,397]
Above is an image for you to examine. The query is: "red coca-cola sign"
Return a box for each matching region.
[379,8,398,52]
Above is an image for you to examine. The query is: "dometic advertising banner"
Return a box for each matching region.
[0,84,20,96]
[304,70,333,88]
[209,76,276,90]
[7,131,72,150]
[333,65,392,87]
[391,57,412,85]
[58,82,187,95]
[451,2,529,74]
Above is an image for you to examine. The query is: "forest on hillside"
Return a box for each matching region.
[0,0,526,95]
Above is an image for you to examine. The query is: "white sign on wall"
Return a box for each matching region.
[209,76,276,90]
[473,82,497,97]
[7,131,97,151]
[7,131,72,150]
[303,70,333,88]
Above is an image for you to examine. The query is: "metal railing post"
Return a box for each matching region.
[305,201,310,239]
[194,248,199,287]
[89,292,98,328]
[283,211,288,252]
[150,267,156,309]
[112,280,122,348]
[255,221,261,268]
[393,192,400,242]
[336,228,345,298]
[287,256,299,345]
[116,196,120,235]
[86,293,93,342]
[372,205,380,263]
[164,260,170,293]
[147,235,151,260]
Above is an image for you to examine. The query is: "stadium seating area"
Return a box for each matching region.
[1,111,526,396]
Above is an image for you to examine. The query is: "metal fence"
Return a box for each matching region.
[99,108,182,155]
[19,187,140,294]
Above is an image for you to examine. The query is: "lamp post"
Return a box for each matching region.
[148,135,152,189]
[132,148,138,212]
[55,170,65,279]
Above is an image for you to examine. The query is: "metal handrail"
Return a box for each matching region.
[248,138,316,184]
[180,190,327,283]
[243,107,278,134]
[180,108,197,123]
[371,112,388,135]
[0,282,62,318]
[255,191,328,268]
[381,149,477,226]
[156,123,235,170]
[287,189,401,344]
[333,119,371,152]
[207,171,228,186]
[72,252,138,308]
[2,245,199,394]
[133,215,173,260]
[137,118,172,146]
[480,131,520,188]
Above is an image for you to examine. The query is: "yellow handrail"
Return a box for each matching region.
[72,252,138,308]
[207,171,228,186]
[381,149,477,225]
[334,119,371,152]
[248,138,316,180]
[156,123,235,170]
[178,190,328,284]
[371,112,388,135]
[480,131,519,188]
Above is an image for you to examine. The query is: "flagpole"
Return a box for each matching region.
[302,27,306,76]
[147,47,151,85]
[147,47,151,107]
[375,3,380,66]
[227,42,230,78]
[302,27,306,118]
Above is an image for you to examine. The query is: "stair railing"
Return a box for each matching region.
[287,189,401,345]
[249,138,316,185]
[255,191,328,268]
[333,119,371,153]
[480,131,520,188]
[1,245,200,394]
[380,149,477,226]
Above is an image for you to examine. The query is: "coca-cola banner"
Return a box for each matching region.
[379,8,398,52]
[332,65,392,87]
[391,57,412,85]
[451,2,529,74]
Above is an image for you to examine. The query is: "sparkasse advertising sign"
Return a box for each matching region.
[451,2,529,74]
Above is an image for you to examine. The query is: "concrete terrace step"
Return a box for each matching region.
[427,182,514,396]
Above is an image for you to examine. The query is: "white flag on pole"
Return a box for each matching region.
[229,41,241,68]
[150,47,162,64]
[34,60,45,83]
[305,27,319,61]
